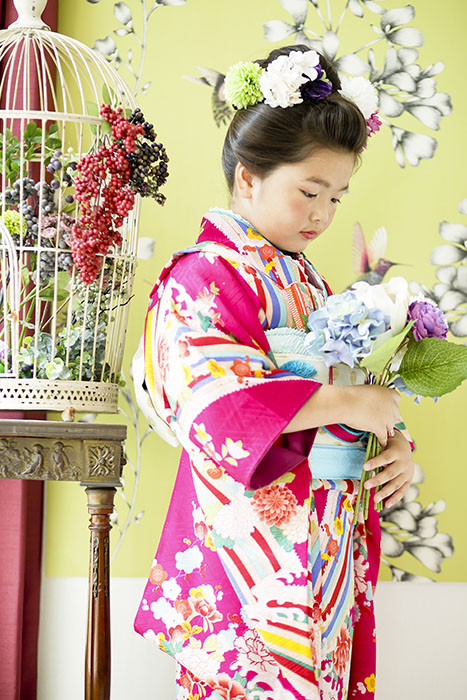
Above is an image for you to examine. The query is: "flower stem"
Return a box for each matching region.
[354,431,374,519]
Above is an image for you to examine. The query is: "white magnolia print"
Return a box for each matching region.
[409,197,467,338]
[380,463,454,581]
[263,0,451,167]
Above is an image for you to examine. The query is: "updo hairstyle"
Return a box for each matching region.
[222,45,368,193]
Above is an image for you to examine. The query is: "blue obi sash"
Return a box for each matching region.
[309,443,366,480]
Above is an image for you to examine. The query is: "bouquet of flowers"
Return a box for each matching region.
[304,277,467,518]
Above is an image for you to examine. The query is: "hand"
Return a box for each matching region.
[342,385,402,447]
[362,430,414,509]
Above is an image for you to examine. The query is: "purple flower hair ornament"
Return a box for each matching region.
[224,52,382,142]
[224,51,332,110]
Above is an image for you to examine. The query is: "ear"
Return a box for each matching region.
[234,162,255,199]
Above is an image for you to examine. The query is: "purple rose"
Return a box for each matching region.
[408,300,448,341]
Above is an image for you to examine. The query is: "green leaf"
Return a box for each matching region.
[39,286,69,302]
[45,357,67,380]
[210,528,234,549]
[100,120,112,135]
[21,266,30,286]
[86,100,99,117]
[102,83,111,106]
[24,121,39,138]
[361,321,414,377]
[56,270,70,290]
[270,525,294,552]
[160,639,175,655]
[399,337,467,397]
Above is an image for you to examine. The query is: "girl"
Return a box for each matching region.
[134,46,414,700]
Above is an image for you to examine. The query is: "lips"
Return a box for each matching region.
[300,230,319,240]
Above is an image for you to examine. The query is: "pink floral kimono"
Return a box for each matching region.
[134,209,381,699]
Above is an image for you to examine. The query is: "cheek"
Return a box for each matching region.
[290,196,308,216]
[321,207,337,232]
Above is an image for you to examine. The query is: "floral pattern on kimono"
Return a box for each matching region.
[134,209,381,700]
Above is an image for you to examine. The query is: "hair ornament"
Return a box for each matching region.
[223,61,264,110]
[224,51,381,138]
[224,50,332,110]
[338,75,382,137]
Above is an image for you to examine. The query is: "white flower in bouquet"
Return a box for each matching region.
[351,276,411,347]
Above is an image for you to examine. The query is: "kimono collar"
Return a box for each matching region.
[200,207,303,260]
[148,208,331,312]
[198,207,329,296]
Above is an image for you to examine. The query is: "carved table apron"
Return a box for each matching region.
[0,419,126,700]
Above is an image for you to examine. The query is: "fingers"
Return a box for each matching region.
[382,482,411,509]
[363,445,397,472]
[372,475,408,504]
[363,441,415,509]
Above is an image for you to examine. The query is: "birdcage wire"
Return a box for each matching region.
[0,0,142,413]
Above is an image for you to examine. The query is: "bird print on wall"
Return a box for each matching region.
[184,66,233,127]
[349,221,398,287]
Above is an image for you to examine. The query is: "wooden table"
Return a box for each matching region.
[0,418,126,700]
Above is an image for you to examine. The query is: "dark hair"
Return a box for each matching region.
[222,45,368,193]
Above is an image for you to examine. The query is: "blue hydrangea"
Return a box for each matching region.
[305,291,389,368]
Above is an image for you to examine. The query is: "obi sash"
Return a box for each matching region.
[266,327,368,480]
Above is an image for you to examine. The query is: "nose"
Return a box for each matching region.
[310,199,330,225]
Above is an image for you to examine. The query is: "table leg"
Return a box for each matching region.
[85,487,116,700]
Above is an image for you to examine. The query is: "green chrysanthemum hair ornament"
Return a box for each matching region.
[224,61,264,110]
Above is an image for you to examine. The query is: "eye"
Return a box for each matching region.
[301,190,316,199]
[331,198,342,204]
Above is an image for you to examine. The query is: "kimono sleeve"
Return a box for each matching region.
[146,252,321,489]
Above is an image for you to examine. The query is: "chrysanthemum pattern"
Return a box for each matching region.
[251,483,298,527]
[212,495,257,540]
[280,503,309,543]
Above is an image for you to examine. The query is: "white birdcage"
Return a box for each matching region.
[0,0,164,414]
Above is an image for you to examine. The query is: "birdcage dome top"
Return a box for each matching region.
[0,0,136,120]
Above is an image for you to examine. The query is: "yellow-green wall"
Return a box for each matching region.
[47,0,466,581]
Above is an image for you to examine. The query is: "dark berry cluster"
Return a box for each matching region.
[127,108,168,205]
[71,105,168,284]
[4,177,56,245]
[32,213,75,284]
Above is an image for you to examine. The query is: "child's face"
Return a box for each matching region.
[232,148,356,253]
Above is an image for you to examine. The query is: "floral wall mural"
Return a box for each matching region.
[48,0,466,583]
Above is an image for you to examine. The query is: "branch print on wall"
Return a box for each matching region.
[87,0,187,97]
[84,0,188,559]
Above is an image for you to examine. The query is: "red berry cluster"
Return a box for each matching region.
[71,105,144,284]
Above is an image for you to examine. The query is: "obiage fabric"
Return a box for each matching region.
[134,209,381,699]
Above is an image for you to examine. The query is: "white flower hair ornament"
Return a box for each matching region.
[224,51,381,138]
[338,75,382,137]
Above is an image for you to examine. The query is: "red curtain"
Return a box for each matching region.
[0,3,58,699]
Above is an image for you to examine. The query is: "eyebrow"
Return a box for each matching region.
[305,177,349,192]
